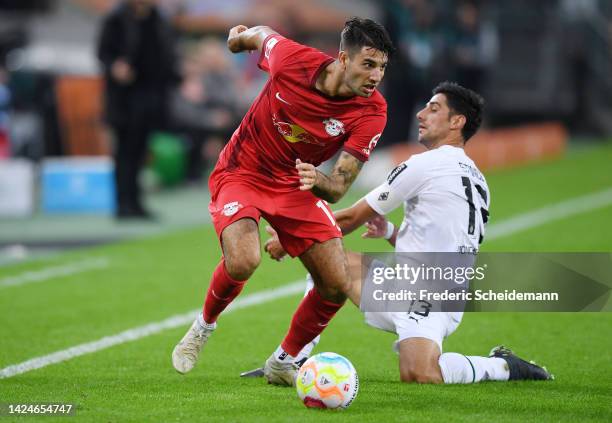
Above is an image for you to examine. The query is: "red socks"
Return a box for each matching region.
[202,259,343,357]
[281,288,344,356]
[202,259,246,324]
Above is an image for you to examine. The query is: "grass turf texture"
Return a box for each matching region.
[1,143,611,422]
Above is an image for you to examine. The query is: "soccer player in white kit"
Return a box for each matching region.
[247,82,551,384]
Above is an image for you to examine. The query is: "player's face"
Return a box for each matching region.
[341,47,388,97]
[416,94,453,148]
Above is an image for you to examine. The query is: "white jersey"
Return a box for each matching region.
[365,145,490,253]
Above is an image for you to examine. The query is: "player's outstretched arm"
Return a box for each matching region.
[264,200,393,261]
[227,25,278,53]
[362,214,398,246]
[334,199,378,236]
[296,152,363,203]
[263,200,375,261]
[336,203,398,246]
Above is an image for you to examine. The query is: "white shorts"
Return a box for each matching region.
[364,309,463,352]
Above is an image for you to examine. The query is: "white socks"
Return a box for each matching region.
[273,345,295,363]
[295,335,320,363]
[439,352,510,383]
[196,313,217,331]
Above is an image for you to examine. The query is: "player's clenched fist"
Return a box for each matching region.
[227,25,249,53]
[296,159,317,191]
[264,226,287,261]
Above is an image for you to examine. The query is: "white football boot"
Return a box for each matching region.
[172,319,216,374]
[263,354,299,386]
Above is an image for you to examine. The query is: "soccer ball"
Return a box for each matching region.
[295,352,359,409]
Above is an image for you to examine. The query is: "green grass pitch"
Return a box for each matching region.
[1,143,611,422]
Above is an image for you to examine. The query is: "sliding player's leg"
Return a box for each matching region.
[439,346,553,383]
[172,217,261,374]
[394,312,551,383]
[394,311,500,383]
[398,337,444,383]
[264,237,350,385]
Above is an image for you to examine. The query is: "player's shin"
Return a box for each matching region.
[292,274,320,365]
[278,288,345,358]
[438,352,510,384]
[202,259,247,324]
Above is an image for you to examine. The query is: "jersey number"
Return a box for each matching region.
[408,300,432,318]
[461,177,489,243]
[316,200,340,230]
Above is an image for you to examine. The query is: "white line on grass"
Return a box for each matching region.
[1,186,610,379]
[0,281,304,379]
[0,258,110,289]
[487,187,612,240]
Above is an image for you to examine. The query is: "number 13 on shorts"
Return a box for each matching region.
[316,200,341,231]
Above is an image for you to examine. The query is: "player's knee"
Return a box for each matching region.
[399,365,443,384]
[317,272,351,301]
[337,275,354,301]
[225,249,260,280]
[316,281,347,303]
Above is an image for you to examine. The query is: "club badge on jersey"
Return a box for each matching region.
[323,118,345,137]
[222,201,243,217]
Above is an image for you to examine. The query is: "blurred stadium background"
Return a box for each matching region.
[1,1,611,420]
[0,0,610,254]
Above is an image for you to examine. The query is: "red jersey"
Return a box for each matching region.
[212,34,387,191]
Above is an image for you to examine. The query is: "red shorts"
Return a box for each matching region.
[208,175,342,257]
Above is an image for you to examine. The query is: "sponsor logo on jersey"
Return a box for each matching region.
[222,201,242,217]
[378,191,389,201]
[272,114,324,145]
[323,118,345,136]
[387,163,407,184]
[362,133,381,156]
[264,37,279,59]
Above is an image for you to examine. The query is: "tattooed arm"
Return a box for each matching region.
[296,152,364,203]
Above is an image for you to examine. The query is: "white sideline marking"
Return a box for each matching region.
[0,281,304,379]
[1,187,610,378]
[0,258,110,289]
[487,187,612,240]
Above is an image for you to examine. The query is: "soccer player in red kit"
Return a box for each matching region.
[172,18,394,386]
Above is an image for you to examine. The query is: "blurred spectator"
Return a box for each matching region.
[97,0,179,219]
[450,1,497,93]
[170,38,241,182]
[560,0,612,134]
[0,66,10,158]
[160,0,352,38]
[382,0,449,144]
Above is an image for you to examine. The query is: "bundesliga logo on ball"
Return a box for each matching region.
[296,352,359,409]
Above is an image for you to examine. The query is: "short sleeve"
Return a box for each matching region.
[258,35,301,76]
[364,156,427,215]
[343,110,387,162]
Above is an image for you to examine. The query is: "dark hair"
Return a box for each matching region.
[340,17,395,58]
[433,81,485,142]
